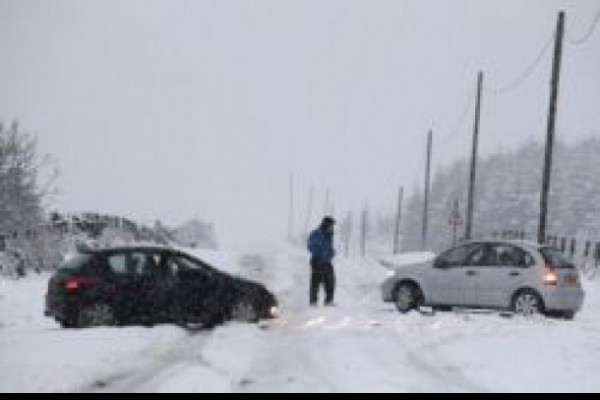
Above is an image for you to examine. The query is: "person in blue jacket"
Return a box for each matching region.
[307,217,337,306]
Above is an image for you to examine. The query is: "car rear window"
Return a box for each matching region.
[540,248,575,269]
[58,254,93,271]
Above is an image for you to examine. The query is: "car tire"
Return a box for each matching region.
[231,302,259,323]
[77,304,117,328]
[394,282,423,314]
[512,290,544,317]
[562,311,576,321]
[60,318,78,329]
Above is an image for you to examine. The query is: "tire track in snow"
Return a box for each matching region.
[82,332,214,393]
[233,255,490,393]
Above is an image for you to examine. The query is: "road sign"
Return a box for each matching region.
[449,200,464,227]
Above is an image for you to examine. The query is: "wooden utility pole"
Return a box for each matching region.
[361,207,368,258]
[466,72,484,241]
[324,187,331,216]
[539,11,566,245]
[393,187,404,254]
[422,131,433,251]
[344,212,353,258]
[304,184,315,236]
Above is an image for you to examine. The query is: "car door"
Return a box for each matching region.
[106,251,171,322]
[141,250,178,322]
[105,251,145,321]
[166,254,218,324]
[430,243,484,307]
[474,244,532,309]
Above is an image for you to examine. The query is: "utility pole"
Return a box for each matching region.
[539,11,566,245]
[393,186,404,254]
[466,71,484,241]
[344,212,353,258]
[422,131,433,251]
[361,207,368,258]
[304,184,315,237]
[288,173,295,242]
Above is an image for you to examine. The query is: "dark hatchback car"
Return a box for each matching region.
[45,246,278,329]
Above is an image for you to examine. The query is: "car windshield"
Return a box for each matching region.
[58,254,93,271]
[540,247,575,269]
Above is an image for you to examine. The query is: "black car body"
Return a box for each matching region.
[45,246,278,329]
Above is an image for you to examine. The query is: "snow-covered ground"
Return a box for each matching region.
[2,244,600,393]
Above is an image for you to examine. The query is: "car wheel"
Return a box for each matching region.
[60,318,78,329]
[77,304,117,328]
[562,311,575,321]
[513,290,544,317]
[394,282,423,314]
[231,302,259,323]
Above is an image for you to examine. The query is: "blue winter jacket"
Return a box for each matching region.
[308,229,336,264]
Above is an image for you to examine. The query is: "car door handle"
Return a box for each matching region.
[466,270,478,277]
[509,272,521,277]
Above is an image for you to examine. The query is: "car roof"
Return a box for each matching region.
[78,244,179,255]
[462,240,544,251]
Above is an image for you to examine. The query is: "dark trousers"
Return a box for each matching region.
[310,260,336,305]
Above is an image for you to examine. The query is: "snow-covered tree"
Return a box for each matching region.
[172,220,218,249]
[0,121,45,233]
[397,138,600,253]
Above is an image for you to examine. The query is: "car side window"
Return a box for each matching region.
[467,244,502,267]
[489,245,531,268]
[435,244,483,269]
[108,252,159,276]
[108,253,129,274]
[176,256,213,276]
[466,245,490,266]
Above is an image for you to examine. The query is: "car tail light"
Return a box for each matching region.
[543,268,559,286]
[65,276,95,292]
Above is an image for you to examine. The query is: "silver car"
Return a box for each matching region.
[382,241,585,319]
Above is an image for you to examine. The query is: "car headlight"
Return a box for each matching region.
[386,270,397,279]
[269,306,279,318]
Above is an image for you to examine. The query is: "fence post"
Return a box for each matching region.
[361,208,368,258]
[585,241,591,259]
[570,238,577,259]
[595,243,600,268]
[560,238,567,253]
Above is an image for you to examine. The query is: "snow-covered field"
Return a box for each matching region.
[1,244,600,393]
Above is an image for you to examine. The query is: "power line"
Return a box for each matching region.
[439,92,476,148]
[567,11,600,46]
[484,34,555,95]
[380,91,475,195]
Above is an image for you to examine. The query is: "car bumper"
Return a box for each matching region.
[381,277,397,303]
[45,294,76,321]
[541,288,585,313]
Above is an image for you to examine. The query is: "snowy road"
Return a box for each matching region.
[2,244,600,393]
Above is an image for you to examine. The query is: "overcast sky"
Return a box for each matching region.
[1,0,599,245]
